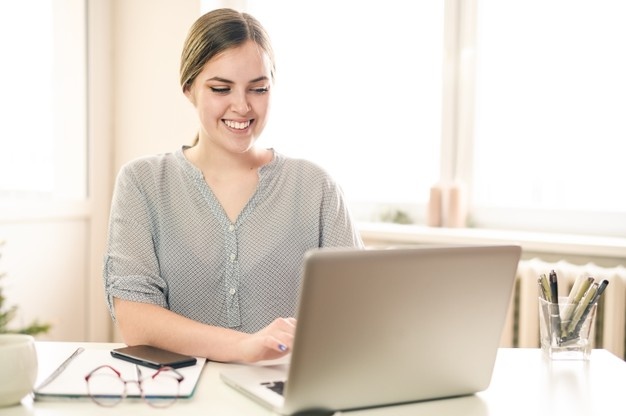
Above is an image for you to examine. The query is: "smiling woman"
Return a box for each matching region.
[0,0,87,200]
[103,8,363,363]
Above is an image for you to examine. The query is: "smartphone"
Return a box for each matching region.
[111,345,197,369]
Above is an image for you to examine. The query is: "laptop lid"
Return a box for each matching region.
[221,244,521,415]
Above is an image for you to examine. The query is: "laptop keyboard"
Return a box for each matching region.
[261,381,285,396]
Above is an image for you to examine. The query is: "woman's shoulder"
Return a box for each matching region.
[118,149,182,175]
[274,150,332,177]
[114,150,188,192]
[270,151,340,193]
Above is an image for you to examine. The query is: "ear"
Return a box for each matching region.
[183,84,196,105]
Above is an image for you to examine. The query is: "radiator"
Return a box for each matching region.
[500,258,626,359]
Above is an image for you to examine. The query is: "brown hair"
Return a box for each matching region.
[180,9,276,144]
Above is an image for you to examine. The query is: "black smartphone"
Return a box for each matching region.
[110,345,197,369]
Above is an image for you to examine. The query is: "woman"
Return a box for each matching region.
[103,8,363,363]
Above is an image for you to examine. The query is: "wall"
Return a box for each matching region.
[0,220,88,340]
[112,0,199,171]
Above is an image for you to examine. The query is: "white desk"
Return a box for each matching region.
[4,342,626,416]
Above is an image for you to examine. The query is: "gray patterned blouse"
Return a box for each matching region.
[103,147,363,333]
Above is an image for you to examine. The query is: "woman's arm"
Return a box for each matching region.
[114,298,296,363]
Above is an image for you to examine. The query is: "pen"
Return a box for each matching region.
[548,270,561,345]
[35,347,85,391]
[591,279,609,305]
[565,279,609,342]
[565,282,598,337]
[560,276,594,335]
[538,277,548,301]
[538,277,551,334]
[539,274,552,302]
[564,275,591,305]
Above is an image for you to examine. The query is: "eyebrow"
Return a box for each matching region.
[206,76,269,84]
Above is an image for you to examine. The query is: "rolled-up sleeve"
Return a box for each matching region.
[103,163,168,320]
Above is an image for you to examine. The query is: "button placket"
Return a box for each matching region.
[224,222,241,327]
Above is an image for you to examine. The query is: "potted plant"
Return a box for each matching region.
[0,240,51,335]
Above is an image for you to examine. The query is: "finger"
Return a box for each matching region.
[264,336,289,353]
[274,317,296,334]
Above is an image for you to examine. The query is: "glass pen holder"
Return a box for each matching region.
[538,297,597,360]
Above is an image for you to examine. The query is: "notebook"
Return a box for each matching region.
[220,244,521,415]
[34,347,206,401]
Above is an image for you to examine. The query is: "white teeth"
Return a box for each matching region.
[224,120,251,130]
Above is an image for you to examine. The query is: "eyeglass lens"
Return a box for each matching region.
[86,365,181,408]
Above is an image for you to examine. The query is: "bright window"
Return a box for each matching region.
[201,0,625,237]
[472,0,626,236]
[236,1,445,222]
[0,0,87,200]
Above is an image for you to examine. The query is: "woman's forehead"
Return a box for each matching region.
[199,40,272,82]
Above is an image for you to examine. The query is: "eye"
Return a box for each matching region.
[210,86,230,94]
[251,86,269,94]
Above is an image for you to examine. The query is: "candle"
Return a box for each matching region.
[427,184,443,227]
[447,183,467,228]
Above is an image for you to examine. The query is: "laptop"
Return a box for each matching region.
[220,244,521,415]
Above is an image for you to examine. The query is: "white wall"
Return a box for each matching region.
[0,221,88,340]
[112,0,199,172]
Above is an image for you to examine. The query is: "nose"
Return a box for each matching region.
[231,90,251,114]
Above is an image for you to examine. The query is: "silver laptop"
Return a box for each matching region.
[220,244,521,415]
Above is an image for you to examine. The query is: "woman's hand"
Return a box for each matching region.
[237,317,297,363]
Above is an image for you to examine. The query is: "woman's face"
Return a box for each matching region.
[185,40,272,155]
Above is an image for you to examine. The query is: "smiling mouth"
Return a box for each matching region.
[223,119,252,130]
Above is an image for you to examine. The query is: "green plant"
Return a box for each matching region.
[0,240,51,335]
[379,208,413,225]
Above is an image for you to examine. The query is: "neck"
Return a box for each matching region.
[184,142,272,174]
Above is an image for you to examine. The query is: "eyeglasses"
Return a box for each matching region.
[84,364,185,407]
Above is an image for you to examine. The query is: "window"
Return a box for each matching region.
[201,1,625,237]
[471,0,626,236]
[0,0,87,200]
[234,0,445,223]
[248,0,443,219]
